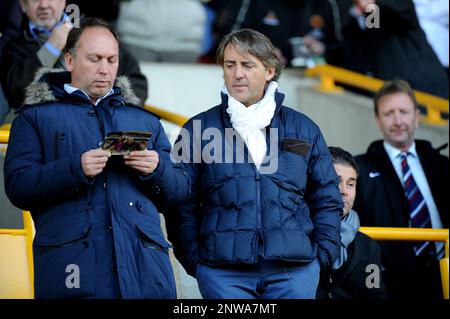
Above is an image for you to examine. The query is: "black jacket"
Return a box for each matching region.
[317,231,387,299]
[337,0,449,98]
[0,0,22,59]
[212,0,341,65]
[0,19,148,108]
[354,140,449,299]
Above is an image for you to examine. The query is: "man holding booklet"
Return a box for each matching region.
[3,18,188,299]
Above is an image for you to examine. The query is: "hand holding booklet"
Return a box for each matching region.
[101,131,152,155]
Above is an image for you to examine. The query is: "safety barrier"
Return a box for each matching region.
[145,104,189,127]
[305,64,449,126]
[360,227,449,299]
[0,211,34,298]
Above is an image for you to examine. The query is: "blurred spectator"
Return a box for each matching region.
[209,0,342,67]
[0,0,23,123]
[354,80,448,299]
[0,0,148,110]
[0,0,22,55]
[413,0,449,76]
[336,0,449,98]
[117,0,207,63]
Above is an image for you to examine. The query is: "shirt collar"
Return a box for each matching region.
[64,84,115,106]
[383,141,418,161]
[28,13,69,39]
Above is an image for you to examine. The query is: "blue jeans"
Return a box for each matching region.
[196,258,320,299]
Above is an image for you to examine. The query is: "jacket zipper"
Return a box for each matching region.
[254,170,262,261]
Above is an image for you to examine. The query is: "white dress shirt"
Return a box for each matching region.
[64,84,114,106]
[384,141,444,256]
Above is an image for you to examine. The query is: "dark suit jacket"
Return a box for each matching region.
[317,231,387,300]
[354,140,449,299]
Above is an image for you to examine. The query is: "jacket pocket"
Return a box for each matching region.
[34,220,95,299]
[52,132,66,160]
[136,225,176,299]
[282,138,310,156]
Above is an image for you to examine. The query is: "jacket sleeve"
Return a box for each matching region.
[0,40,43,108]
[118,44,148,107]
[164,120,202,277]
[306,127,343,271]
[166,163,201,277]
[136,119,189,207]
[4,109,92,211]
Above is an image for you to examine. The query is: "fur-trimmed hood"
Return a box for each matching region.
[23,67,141,106]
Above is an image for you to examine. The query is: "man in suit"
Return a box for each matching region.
[354,79,449,299]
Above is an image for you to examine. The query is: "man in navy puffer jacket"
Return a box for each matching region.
[4,18,188,299]
[167,29,343,299]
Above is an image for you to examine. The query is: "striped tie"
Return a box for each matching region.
[400,152,435,262]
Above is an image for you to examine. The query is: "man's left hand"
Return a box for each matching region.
[124,150,159,176]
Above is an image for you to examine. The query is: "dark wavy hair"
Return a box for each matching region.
[328,146,359,177]
[215,28,282,82]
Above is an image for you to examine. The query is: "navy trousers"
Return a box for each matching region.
[196,258,320,299]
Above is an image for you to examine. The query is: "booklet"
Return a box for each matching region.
[101,131,152,155]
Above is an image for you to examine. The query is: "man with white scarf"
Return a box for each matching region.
[168,29,342,299]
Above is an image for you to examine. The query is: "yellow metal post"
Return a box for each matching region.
[441,258,449,299]
[23,211,34,298]
[314,75,344,93]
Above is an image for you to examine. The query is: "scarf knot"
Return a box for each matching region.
[224,81,278,169]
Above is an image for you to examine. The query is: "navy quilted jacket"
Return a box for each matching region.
[167,91,342,276]
[4,69,188,298]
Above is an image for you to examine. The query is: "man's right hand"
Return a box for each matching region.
[81,149,111,178]
[47,20,73,50]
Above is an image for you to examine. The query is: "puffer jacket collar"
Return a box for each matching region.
[21,67,140,108]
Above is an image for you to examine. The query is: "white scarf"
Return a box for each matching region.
[224,81,278,169]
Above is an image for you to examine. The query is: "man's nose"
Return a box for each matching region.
[234,66,244,79]
[98,60,108,74]
[393,111,402,125]
[339,184,347,197]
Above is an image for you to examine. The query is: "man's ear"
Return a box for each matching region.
[414,108,420,128]
[265,66,276,82]
[64,52,73,72]
[375,113,382,131]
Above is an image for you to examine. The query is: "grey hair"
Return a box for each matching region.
[216,29,282,82]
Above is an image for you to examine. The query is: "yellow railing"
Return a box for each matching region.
[360,227,449,299]
[0,106,185,145]
[145,104,189,127]
[306,64,449,126]
[0,211,34,298]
